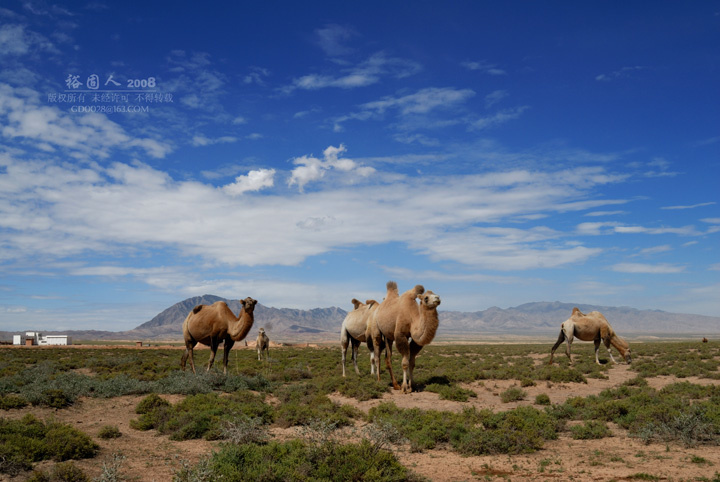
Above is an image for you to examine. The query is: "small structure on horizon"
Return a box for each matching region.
[13,331,72,346]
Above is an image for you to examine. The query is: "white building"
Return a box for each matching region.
[13,332,72,346]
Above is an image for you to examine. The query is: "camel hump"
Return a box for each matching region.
[351,298,362,309]
[366,299,378,307]
[386,281,398,292]
[572,307,583,316]
[414,285,425,296]
[192,305,204,315]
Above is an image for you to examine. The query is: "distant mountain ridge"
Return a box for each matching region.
[2,296,718,342]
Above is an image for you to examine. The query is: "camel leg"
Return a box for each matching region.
[565,333,574,364]
[366,337,376,375]
[407,341,423,394]
[604,337,618,363]
[372,335,384,382]
[396,334,412,393]
[594,337,602,365]
[207,339,219,372]
[549,329,566,365]
[385,339,400,390]
[341,329,350,377]
[351,337,361,375]
[223,340,235,375]
[182,340,198,374]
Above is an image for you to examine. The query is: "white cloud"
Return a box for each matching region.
[361,87,475,115]
[285,52,421,92]
[0,83,171,158]
[595,66,645,82]
[0,24,57,56]
[288,144,374,192]
[0,146,632,271]
[611,263,686,274]
[485,90,508,108]
[191,135,238,147]
[222,169,275,196]
[462,60,507,75]
[471,106,529,130]
[662,202,715,210]
[314,24,358,56]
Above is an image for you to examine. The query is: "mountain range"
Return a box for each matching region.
[2,295,718,343]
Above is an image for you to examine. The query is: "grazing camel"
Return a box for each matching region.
[549,307,631,365]
[371,281,441,393]
[181,297,257,374]
[340,299,378,377]
[256,327,270,361]
[703,337,709,343]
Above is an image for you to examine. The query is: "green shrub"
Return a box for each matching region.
[181,439,416,481]
[0,415,98,475]
[0,394,28,409]
[500,387,526,403]
[134,393,170,414]
[97,425,121,439]
[570,420,612,440]
[425,383,477,402]
[535,393,551,405]
[28,461,90,482]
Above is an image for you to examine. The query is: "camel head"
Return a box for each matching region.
[241,297,258,314]
[419,290,441,310]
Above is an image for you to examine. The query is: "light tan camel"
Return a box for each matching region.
[180,297,257,374]
[256,327,269,361]
[371,281,441,393]
[340,298,378,377]
[549,307,631,365]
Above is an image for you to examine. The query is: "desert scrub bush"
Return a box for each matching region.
[635,406,720,447]
[332,376,387,401]
[0,394,28,409]
[535,393,551,405]
[500,387,526,403]
[182,438,417,481]
[570,420,612,440]
[0,415,98,475]
[221,416,269,445]
[535,364,587,384]
[274,382,359,428]
[27,461,90,482]
[131,391,273,441]
[368,401,477,452]
[97,425,121,439]
[134,393,170,414]
[451,406,559,455]
[424,383,477,402]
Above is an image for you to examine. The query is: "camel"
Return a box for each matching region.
[703,337,708,343]
[256,327,270,361]
[180,297,257,374]
[340,298,378,377]
[371,281,441,393]
[549,307,631,365]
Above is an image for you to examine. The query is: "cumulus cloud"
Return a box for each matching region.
[222,168,275,196]
[288,144,374,192]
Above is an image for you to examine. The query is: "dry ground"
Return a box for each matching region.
[2,354,720,481]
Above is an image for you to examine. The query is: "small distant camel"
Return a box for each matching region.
[703,337,708,343]
[371,281,441,393]
[257,327,270,361]
[549,307,631,365]
[340,298,378,377]
[181,297,257,374]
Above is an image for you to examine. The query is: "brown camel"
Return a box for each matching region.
[371,281,441,393]
[549,307,631,365]
[180,297,257,374]
[256,327,269,361]
[703,337,708,343]
[340,298,378,377]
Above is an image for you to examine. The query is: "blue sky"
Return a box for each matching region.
[1,1,718,332]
